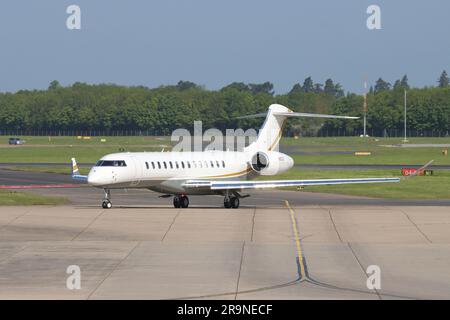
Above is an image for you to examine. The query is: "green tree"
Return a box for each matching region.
[248,82,274,95]
[400,75,410,89]
[176,80,198,91]
[313,83,323,93]
[221,82,249,92]
[394,75,410,90]
[438,70,449,88]
[48,80,61,90]
[324,79,335,95]
[0,78,448,137]
[374,78,391,93]
[302,77,314,93]
[289,83,302,94]
[334,83,345,97]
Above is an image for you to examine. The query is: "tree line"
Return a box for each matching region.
[0,72,449,137]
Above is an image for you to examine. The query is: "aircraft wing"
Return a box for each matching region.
[183,177,401,190]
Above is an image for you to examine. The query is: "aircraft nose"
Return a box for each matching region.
[87,172,103,186]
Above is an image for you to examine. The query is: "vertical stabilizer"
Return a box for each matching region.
[245,104,291,152]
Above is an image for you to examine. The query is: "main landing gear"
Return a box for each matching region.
[173,195,189,208]
[102,189,112,209]
[224,195,239,209]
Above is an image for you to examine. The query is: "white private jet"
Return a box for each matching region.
[70,104,400,209]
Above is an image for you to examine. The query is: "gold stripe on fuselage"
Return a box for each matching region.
[201,167,252,179]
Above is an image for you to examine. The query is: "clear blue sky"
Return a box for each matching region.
[0,0,449,94]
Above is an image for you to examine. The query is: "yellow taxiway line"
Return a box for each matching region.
[285,200,307,279]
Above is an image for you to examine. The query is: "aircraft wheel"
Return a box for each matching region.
[224,198,232,209]
[181,196,189,208]
[231,197,240,209]
[173,196,181,208]
[102,200,112,209]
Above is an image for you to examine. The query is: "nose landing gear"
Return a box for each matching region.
[173,195,189,208]
[102,189,112,209]
[102,200,112,209]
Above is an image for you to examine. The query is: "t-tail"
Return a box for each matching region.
[71,158,88,181]
[242,104,359,152]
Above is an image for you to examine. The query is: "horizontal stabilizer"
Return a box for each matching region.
[274,112,359,120]
[236,111,358,120]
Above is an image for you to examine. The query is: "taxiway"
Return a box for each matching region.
[1,169,449,299]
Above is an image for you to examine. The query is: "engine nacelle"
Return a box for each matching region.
[250,151,294,176]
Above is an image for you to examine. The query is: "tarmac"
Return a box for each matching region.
[1,168,450,206]
[1,202,450,299]
[1,169,450,299]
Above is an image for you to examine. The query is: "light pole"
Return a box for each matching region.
[363,80,368,137]
[403,89,408,143]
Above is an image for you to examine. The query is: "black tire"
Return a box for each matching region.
[173,196,181,208]
[231,197,240,209]
[224,198,232,208]
[181,196,189,208]
[102,200,112,209]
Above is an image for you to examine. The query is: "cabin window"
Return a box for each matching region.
[169,161,173,169]
[175,162,179,169]
[96,160,127,167]
[192,161,197,168]
[145,162,149,170]
[181,161,185,169]
[198,161,202,168]
[222,160,225,168]
[163,162,167,169]
[210,161,214,168]
[216,161,220,168]
[157,161,161,169]
[187,161,191,169]
[204,161,208,168]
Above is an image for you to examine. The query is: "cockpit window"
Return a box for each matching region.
[95,160,127,167]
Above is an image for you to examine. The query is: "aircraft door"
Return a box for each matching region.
[130,156,142,187]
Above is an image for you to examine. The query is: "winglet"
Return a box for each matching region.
[418,159,435,172]
[402,160,434,180]
[71,158,88,181]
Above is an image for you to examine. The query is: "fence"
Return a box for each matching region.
[0,128,449,138]
[315,128,449,138]
[0,128,163,137]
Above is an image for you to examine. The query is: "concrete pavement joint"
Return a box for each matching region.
[400,209,433,244]
[0,242,30,265]
[87,241,141,300]
[0,208,32,231]
[328,209,343,243]
[234,241,246,300]
[347,242,382,300]
[70,209,106,241]
[161,208,182,242]
[250,208,256,242]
